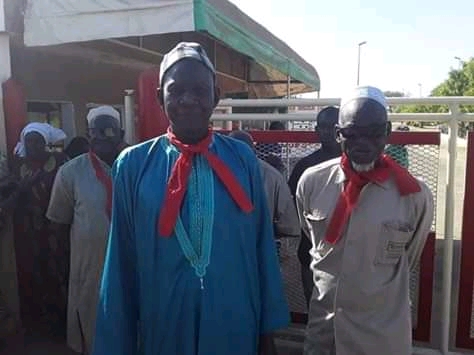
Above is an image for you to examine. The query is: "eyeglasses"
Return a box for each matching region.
[338,124,387,140]
[88,127,120,138]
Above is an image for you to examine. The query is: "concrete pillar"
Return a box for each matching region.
[61,102,76,145]
[0,11,11,154]
[0,0,20,329]
[73,101,89,136]
[124,90,136,144]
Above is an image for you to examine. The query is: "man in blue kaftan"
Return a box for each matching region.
[92,42,289,355]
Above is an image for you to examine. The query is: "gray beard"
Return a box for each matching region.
[351,161,375,172]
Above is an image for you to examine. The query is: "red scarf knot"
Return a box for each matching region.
[324,153,421,245]
[158,128,254,237]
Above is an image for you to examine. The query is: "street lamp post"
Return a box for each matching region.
[357,41,367,86]
[454,56,463,70]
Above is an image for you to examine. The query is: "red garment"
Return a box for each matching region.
[158,128,254,237]
[324,153,421,245]
[89,151,112,219]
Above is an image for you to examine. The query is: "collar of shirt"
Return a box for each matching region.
[335,164,390,190]
[165,134,216,154]
[91,153,112,174]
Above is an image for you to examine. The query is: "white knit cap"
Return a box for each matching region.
[340,86,387,110]
[86,106,120,127]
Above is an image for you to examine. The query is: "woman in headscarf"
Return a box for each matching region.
[10,122,69,341]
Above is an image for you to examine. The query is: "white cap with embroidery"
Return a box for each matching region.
[340,86,387,110]
[86,105,120,127]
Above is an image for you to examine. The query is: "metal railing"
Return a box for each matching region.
[210,96,474,355]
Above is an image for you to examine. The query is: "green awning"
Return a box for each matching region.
[194,0,320,91]
[23,0,320,92]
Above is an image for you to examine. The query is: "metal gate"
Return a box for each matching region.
[456,131,474,350]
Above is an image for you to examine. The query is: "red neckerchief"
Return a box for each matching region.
[158,128,254,237]
[324,153,421,245]
[89,151,112,219]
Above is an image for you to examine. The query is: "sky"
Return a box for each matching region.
[229,0,474,98]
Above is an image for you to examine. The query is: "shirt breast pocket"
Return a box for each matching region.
[375,221,414,265]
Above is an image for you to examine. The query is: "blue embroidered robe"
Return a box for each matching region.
[92,133,289,355]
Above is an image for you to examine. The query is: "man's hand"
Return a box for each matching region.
[259,334,277,355]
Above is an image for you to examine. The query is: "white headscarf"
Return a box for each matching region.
[14,122,67,157]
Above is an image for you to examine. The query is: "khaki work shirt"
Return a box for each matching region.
[47,153,111,354]
[259,159,300,237]
[296,157,434,355]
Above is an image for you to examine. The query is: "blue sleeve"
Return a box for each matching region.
[251,157,290,334]
[92,151,139,355]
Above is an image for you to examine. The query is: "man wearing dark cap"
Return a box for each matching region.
[256,121,286,174]
[296,86,433,355]
[93,42,289,355]
[47,106,125,354]
[288,106,341,307]
[228,130,300,253]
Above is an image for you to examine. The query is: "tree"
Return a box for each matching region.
[387,58,474,136]
[432,66,469,97]
[431,59,474,136]
[383,91,430,127]
[383,91,409,116]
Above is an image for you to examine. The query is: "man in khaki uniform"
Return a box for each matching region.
[288,106,341,307]
[296,86,433,355]
[47,106,125,354]
[228,130,300,245]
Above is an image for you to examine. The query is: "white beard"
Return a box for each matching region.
[351,161,375,172]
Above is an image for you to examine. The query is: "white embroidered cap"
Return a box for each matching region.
[86,106,120,127]
[340,86,387,110]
